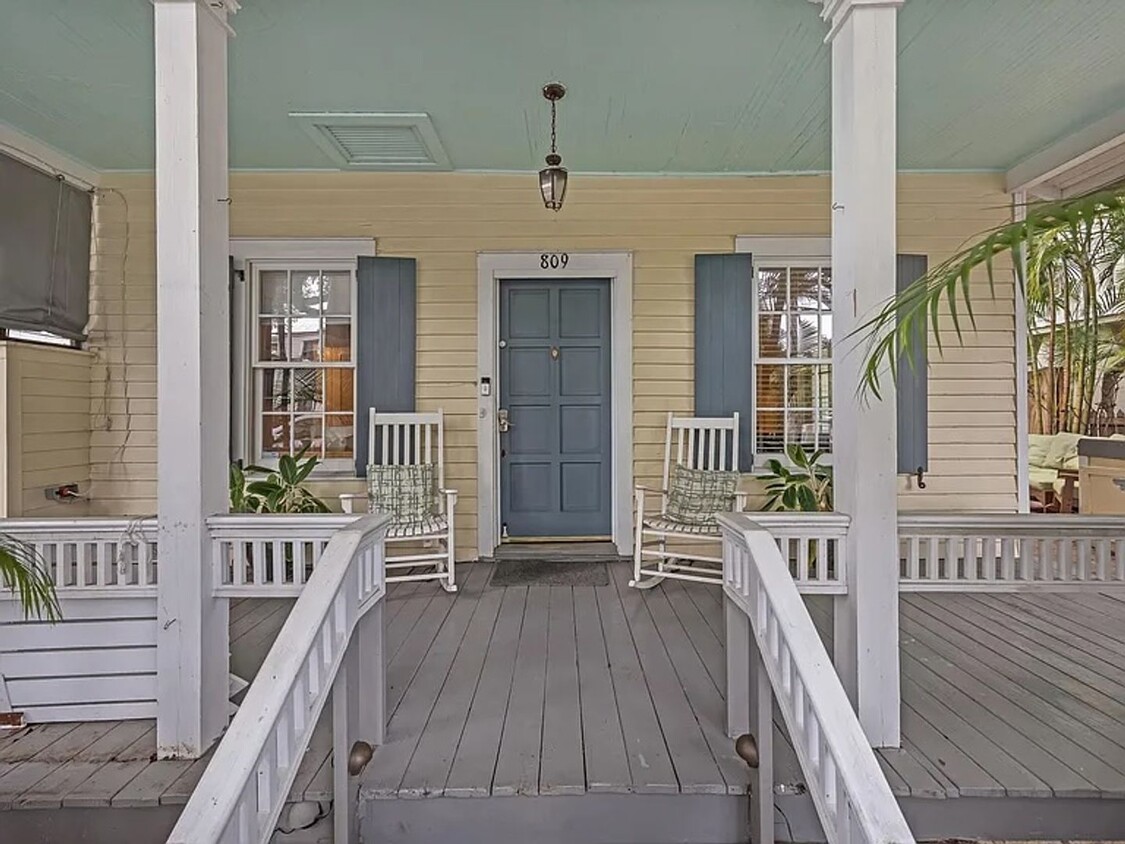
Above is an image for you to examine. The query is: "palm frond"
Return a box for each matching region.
[0,535,61,621]
[857,184,1125,399]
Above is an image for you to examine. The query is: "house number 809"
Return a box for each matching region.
[540,253,569,269]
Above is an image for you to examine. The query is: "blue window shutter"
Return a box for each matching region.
[896,254,929,478]
[694,254,754,471]
[355,256,416,475]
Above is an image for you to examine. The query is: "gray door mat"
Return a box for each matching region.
[488,559,611,587]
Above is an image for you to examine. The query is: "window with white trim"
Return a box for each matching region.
[252,262,356,467]
[754,262,833,459]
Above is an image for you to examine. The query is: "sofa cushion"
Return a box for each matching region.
[1028,465,1060,492]
[1044,431,1082,471]
[1028,434,1053,469]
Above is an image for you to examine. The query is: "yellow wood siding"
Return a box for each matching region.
[0,342,92,517]
[87,172,1017,554]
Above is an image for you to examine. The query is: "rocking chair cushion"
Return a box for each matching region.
[664,464,739,525]
[367,464,438,525]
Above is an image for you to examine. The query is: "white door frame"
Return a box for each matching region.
[476,251,633,557]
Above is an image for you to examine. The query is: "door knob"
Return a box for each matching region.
[498,409,511,433]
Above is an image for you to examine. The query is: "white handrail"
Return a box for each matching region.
[899,511,1125,590]
[721,513,913,844]
[0,517,158,594]
[168,513,389,844]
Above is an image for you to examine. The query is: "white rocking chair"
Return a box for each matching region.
[341,408,458,592]
[631,412,745,588]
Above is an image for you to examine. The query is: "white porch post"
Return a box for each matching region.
[820,0,903,747]
[154,0,235,758]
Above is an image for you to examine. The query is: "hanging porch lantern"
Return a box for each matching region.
[539,82,568,211]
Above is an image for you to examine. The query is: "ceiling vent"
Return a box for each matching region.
[291,112,452,170]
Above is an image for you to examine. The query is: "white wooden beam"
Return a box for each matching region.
[154,0,235,759]
[820,0,903,748]
[1005,106,1125,196]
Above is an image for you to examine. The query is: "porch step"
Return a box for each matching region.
[359,792,748,844]
[490,540,624,561]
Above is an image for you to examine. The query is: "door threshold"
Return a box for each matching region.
[502,536,612,544]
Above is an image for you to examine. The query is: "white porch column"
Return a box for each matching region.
[154,0,236,758]
[821,0,903,747]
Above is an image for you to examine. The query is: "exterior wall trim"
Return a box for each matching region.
[476,251,634,557]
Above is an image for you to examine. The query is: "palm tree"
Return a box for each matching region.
[857,183,1125,402]
[1,536,61,620]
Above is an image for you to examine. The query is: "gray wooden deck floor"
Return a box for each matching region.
[3,563,1125,814]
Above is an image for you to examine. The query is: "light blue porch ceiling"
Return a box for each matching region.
[2,0,1124,174]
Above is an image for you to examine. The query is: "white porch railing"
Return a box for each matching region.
[752,512,849,593]
[208,514,359,596]
[168,514,390,844]
[721,514,914,844]
[0,517,158,595]
[899,513,1125,591]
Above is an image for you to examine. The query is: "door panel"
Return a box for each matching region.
[500,279,612,538]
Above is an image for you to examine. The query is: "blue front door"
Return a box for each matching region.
[499,279,612,539]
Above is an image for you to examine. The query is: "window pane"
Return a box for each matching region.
[290,272,321,316]
[820,365,833,407]
[322,272,351,315]
[787,410,817,450]
[787,365,818,408]
[325,414,354,458]
[325,368,354,413]
[758,268,786,311]
[789,267,827,312]
[292,370,323,411]
[289,317,321,361]
[261,370,291,411]
[789,313,821,358]
[756,364,785,410]
[258,318,289,362]
[816,410,833,451]
[293,415,324,458]
[261,414,290,456]
[756,410,784,454]
[260,271,288,314]
[758,314,788,358]
[323,320,351,363]
[820,314,834,357]
[819,268,832,310]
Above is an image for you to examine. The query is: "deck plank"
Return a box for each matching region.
[384,573,470,717]
[61,759,150,807]
[903,598,1125,784]
[679,579,725,642]
[641,584,748,794]
[900,673,1048,796]
[444,585,528,797]
[0,761,61,809]
[661,578,725,695]
[931,596,1125,734]
[0,724,79,763]
[364,565,492,797]
[572,585,632,793]
[397,581,503,797]
[611,564,727,795]
[900,646,1102,797]
[16,759,105,808]
[538,587,585,796]
[875,747,946,799]
[491,586,551,796]
[79,720,155,762]
[596,578,678,793]
[111,760,193,807]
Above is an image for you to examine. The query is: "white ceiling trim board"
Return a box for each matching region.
[1005,106,1125,198]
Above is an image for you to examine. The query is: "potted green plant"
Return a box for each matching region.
[762,444,833,512]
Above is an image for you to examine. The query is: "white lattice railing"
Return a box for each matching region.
[899,513,1125,591]
[721,513,914,844]
[752,512,849,593]
[209,514,361,596]
[168,514,389,844]
[0,518,158,595]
